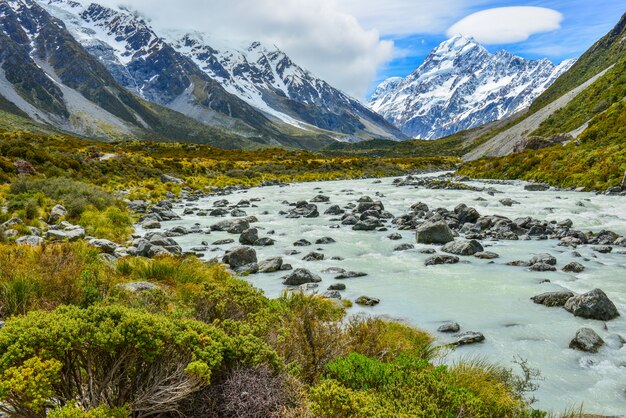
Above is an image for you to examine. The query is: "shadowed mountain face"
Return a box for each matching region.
[369,35,575,140]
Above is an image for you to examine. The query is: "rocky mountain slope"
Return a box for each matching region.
[369,35,575,139]
[36,0,405,142]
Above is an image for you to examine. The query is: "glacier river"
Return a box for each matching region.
[136,174,626,415]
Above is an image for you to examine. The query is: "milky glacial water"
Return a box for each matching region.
[138,175,626,415]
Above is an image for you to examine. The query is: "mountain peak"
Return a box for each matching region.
[433,34,482,56]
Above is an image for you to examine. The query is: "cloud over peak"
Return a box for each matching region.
[447,7,563,45]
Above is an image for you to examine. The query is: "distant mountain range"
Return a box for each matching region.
[0,0,586,149]
[369,35,576,139]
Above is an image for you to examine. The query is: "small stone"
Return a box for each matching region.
[562,262,585,273]
[438,322,460,333]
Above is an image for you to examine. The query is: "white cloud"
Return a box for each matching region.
[447,7,563,44]
[96,0,394,98]
[336,0,473,36]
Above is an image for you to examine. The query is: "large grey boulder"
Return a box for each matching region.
[416,221,454,244]
[211,219,250,234]
[88,239,119,254]
[48,204,67,223]
[529,253,557,266]
[64,226,86,241]
[282,268,322,286]
[564,289,619,321]
[531,291,575,307]
[222,246,257,269]
[16,235,45,247]
[442,239,483,256]
[453,331,485,346]
[569,328,604,353]
[239,228,259,245]
[562,262,585,273]
[258,257,283,273]
[0,217,23,230]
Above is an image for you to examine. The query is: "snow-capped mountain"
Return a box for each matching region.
[369,35,576,139]
[36,0,405,141]
[169,33,405,140]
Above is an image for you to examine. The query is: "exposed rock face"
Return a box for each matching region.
[416,221,454,244]
[282,269,322,286]
[569,328,604,353]
[564,289,620,321]
[222,246,258,269]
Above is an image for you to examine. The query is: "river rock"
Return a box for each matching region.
[311,195,330,203]
[425,255,460,266]
[211,219,250,234]
[394,243,414,251]
[438,321,460,333]
[212,239,234,245]
[563,262,585,273]
[316,237,336,244]
[303,252,325,261]
[258,257,283,273]
[442,239,483,256]
[416,221,454,244]
[239,228,259,245]
[530,253,557,266]
[287,201,319,218]
[282,268,322,286]
[294,239,312,247]
[335,271,367,279]
[328,283,346,291]
[355,296,380,306]
[564,289,619,320]
[352,218,381,231]
[253,237,275,246]
[529,262,557,272]
[222,246,257,269]
[453,331,485,346]
[524,183,550,191]
[231,209,247,217]
[499,198,520,207]
[323,290,342,299]
[531,291,575,307]
[474,251,499,259]
[569,328,604,353]
[143,220,161,229]
[388,233,402,240]
[324,205,345,215]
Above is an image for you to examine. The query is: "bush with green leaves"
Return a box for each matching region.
[0,305,278,417]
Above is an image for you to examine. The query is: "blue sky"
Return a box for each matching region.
[371,1,625,94]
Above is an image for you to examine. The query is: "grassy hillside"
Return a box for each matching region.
[460,99,626,190]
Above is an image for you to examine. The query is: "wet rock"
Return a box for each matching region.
[143,220,161,229]
[438,322,460,333]
[128,200,148,212]
[213,199,229,208]
[418,248,436,254]
[294,239,312,247]
[524,183,550,191]
[507,260,531,267]
[529,262,557,272]
[258,257,283,273]
[341,216,358,226]
[165,226,189,237]
[564,289,619,321]
[282,268,322,286]
[474,251,499,259]
[212,239,235,245]
[335,271,367,280]
[452,331,485,346]
[499,198,520,207]
[394,243,414,251]
[592,246,612,254]
[239,228,259,245]
[531,291,575,307]
[222,246,257,269]
[48,204,67,223]
[211,219,250,234]
[253,237,275,246]
[16,235,45,246]
[311,195,330,203]
[569,328,604,353]
[323,290,342,299]
[454,204,481,224]
[287,201,319,218]
[324,205,345,215]
[231,209,247,217]
[328,283,346,291]
[563,262,585,273]
[352,218,382,231]
[355,296,380,306]
[416,221,454,244]
[322,267,346,274]
[235,263,259,275]
[303,252,325,261]
[530,253,557,266]
[316,237,336,245]
[425,255,460,266]
[442,239,483,256]
[387,233,402,240]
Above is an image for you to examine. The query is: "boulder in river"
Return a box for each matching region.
[442,239,483,256]
[529,262,557,272]
[530,253,557,266]
[416,221,454,244]
[474,251,499,259]
[453,331,485,346]
[324,205,345,215]
[425,255,460,266]
[531,291,575,307]
[316,237,336,244]
[303,251,325,261]
[564,289,619,321]
[352,218,381,231]
[282,268,322,286]
[211,219,250,234]
[355,296,380,306]
[562,262,585,273]
[438,322,460,333]
[239,228,259,245]
[569,328,604,353]
[394,243,414,252]
[222,246,257,269]
[258,257,283,273]
[335,271,367,280]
